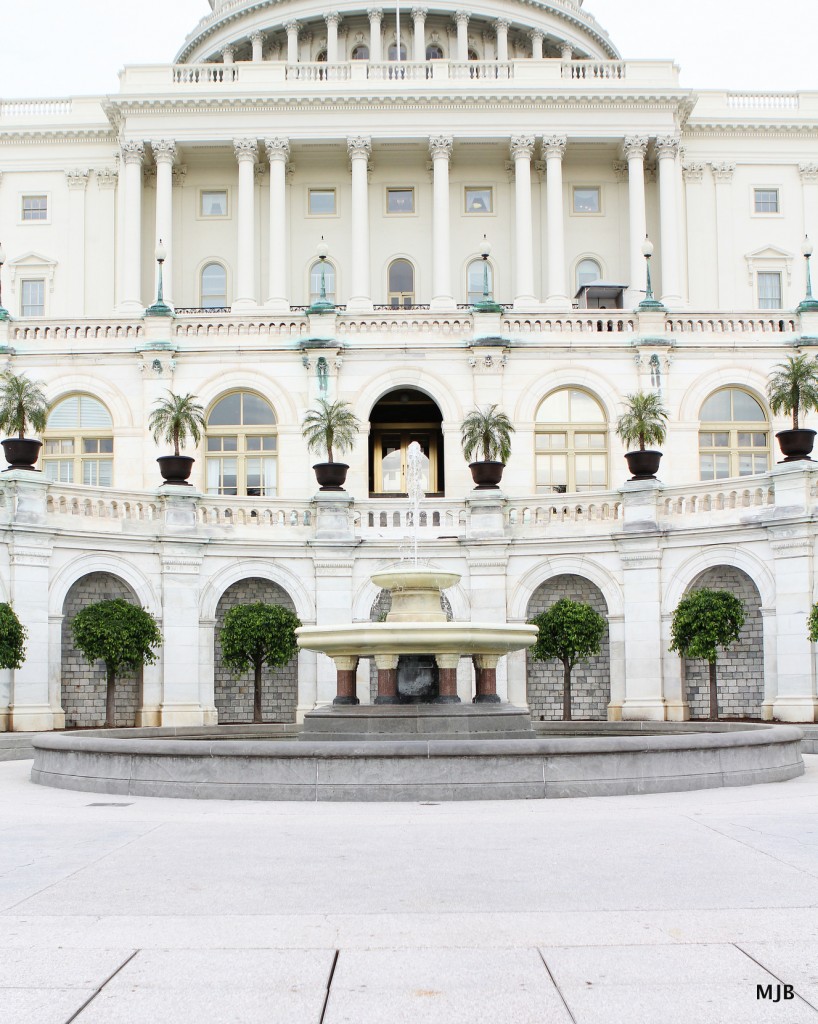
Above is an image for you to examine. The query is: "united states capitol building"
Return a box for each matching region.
[1,0,818,732]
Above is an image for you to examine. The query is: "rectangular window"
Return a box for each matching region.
[386,188,415,214]
[22,195,48,221]
[757,272,782,309]
[21,279,45,316]
[699,453,730,481]
[573,187,601,214]
[200,190,228,217]
[754,188,779,213]
[43,461,73,483]
[308,188,336,215]
[465,187,492,214]
[206,456,238,495]
[82,459,113,487]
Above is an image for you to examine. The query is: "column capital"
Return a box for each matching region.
[510,135,535,159]
[249,30,265,44]
[221,45,235,61]
[682,161,705,183]
[324,11,341,26]
[543,134,567,159]
[96,167,118,189]
[655,135,681,159]
[799,162,818,183]
[495,17,510,30]
[347,135,372,161]
[529,28,544,41]
[453,9,470,25]
[283,19,300,33]
[172,164,187,187]
[429,135,453,160]
[560,42,573,59]
[151,139,177,165]
[121,140,145,165]
[710,160,736,183]
[367,7,383,19]
[411,6,428,19]
[65,169,90,190]
[623,136,648,160]
[612,160,628,182]
[233,138,258,163]
[265,137,290,163]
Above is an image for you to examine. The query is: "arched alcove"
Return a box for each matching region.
[368,388,444,496]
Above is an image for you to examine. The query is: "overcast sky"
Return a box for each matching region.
[1,0,815,97]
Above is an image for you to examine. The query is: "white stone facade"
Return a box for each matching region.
[1,0,818,730]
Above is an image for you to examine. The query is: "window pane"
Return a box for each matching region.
[208,393,242,426]
[22,195,47,220]
[386,189,414,213]
[537,390,570,423]
[21,279,45,315]
[700,390,732,422]
[241,392,276,425]
[426,44,444,59]
[78,396,112,428]
[47,397,80,430]
[753,453,769,473]
[202,263,227,307]
[309,189,336,214]
[201,191,227,216]
[758,272,782,309]
[465,188,492,213]
[351,44,369,59]
[310,261,336,302]
[388,260,414,291]
[387,43,407,60]
[754,189,779,213]
[536,454,567,491]
[467,259,491,302]
[569,390,605,423]
[732,390,766,422]
[573,187,600,213]
[577,259,601,288]
[44,460,73,482]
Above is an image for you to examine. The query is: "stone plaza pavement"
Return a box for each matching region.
[1,758,818,1023]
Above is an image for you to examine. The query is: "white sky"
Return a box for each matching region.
[0,0,816,97]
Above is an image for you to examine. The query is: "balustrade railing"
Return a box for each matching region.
[9,320,145,342]
[354,500,468,536]
[505,495,623,527]
[502,314,636,334]
[172,64,239,84]
[660,478,774,516]
[727,92,799,109]
[45,484,160,522]
[450,61,513,80]
[285,62,351,81]
[197,499,313,528]
[666,315,797,334]
[563,60,625,80]
[0,98,73,116]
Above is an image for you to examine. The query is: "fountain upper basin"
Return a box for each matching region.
[296,621,538,658]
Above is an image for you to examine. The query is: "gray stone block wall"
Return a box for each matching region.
[214,578,298,723]
[683,566,764,720]
[61,573,140,729]
[526,574,610,721]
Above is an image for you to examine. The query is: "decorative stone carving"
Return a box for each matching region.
[543,135,568,159]
[151,139,177,165]
[411,7,427,19]
[510,135,535,160]
[711,161,736,182]
[495,17,510,30]
[799,162,818,182]
[65,169,90,190]
[623,136,648,160]
[366,8,383,20]
[429,135,453,160]
[96,167,118,189]
[655,136,681,160]
[121,140,145,165]
[347,136,372,161]
[142,167,156,189]
[644,162,657,183]
[283,19,300,33]
[265,137,290,164]
[249,30,265,46]
[172,164,187,187]
[324,11,341,27]
[454,10,470,25]
[612,161,628,182]
[682,161,705,183]
[233,138,257,163]
[253,163,266,184]
[221,45,235,62]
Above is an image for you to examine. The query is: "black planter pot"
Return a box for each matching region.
[1,437,42,472]
[469,461,505,490]
[157,454,195,486]
[624,449,663,481]
[775,428,816,463]
[313,462,349,491]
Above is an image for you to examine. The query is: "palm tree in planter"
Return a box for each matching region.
[301,398,361,491]
[460,404,515,489]
[148,391,206,485]
[615,391,669,480]
[0,370,49,471]
[766,353,818,461]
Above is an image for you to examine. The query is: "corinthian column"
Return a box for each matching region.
[285,21,300,63]
[544,134,568,309]
[530,29,544,60]
[233,138,257,310]
[325,13,341,62]
[623,136,648,307]
[367,9,383,61]
[429,135,453,309]
[348,136,372,311]
[656,135,682,306]
[412,7,427,61]
[510,135,536,308]
[454,11,469,61]
[265,138,290,311]
[118,140,144,312]
[495,19,509,62]
[250,31,264,62]
[152,139,176,307]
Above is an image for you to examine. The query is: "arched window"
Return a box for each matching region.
[43,395,114,486]
[206,392,277,497]
[388,259,415,307]
[315,49,328,63]
[699,388,769,480]
[309,260,336,303]
[201,263,227,308]
[426,44,444,59]
[467,258,493,304]
[535,388,608,493]
[467,48,480,61]
[576,258,601,291]
[388,42,407,60]
[351,43,369,60]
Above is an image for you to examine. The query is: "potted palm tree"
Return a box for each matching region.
[148,391,206,485]
[461,404,515,489]
[616,391,669,480]
[301,398,360,491]
[0,370,49,472]
[766,353,818,461]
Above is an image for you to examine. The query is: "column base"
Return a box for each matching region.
[0,708,8,732]
[346,297,374,313]
[136,706,162,727]
[9,704,58,731]
[333,696,360,706]
[620,699,669,722]
[159,703,206,727]
[512,295,539,310]
[761,701,776,723]
[114,300,146,314]
[473,694,501,704]
[231,298,258,312]
[433,695,462,704]
[771,696,818,723]
[543,295,570,311]
[264,299,291,313]
[430,296,456,311]
[664,701,691,723]
[606,702,623,722]
[374,695,402,705]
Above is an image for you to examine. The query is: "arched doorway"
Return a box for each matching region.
[61,572,139,728]
[525,574,610,720]
[682,566,763,719]
[368,388,444,495]
[214,578,298,723]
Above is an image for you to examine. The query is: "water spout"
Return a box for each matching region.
[406,441,424,567]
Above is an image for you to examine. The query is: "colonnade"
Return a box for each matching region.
[114,132,683,314]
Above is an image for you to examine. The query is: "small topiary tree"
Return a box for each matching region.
[670,588,745,720]
[0,603,27,671]
[528,598,606,721]
[71,598,162,728]
[219,603,302,723]
[808,603,818,643]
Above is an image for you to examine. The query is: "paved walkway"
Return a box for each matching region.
[1,757,818,1023]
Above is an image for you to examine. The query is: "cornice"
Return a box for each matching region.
[684,122,818,138]
[0,128,116,143]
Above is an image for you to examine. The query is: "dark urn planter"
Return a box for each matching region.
[313,462,349,491]
[157,454,194,486]
[775,428,816,463]
[1,437,42,472]
[624,449,663,481]
[469,460,505,490]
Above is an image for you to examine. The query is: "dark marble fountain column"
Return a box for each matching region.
[473,654,501,703]
[434,654,461,703]
[333,656,360,705]
[374,654,400,704]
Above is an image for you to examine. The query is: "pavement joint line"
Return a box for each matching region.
[682,813,818,881]
[733,942,818,1015]
[62,949,139,1024]
[319,948,340,1024]
[538,948,578,1024]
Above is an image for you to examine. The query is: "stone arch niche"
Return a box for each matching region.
[368,588,453,703]
[525,574,610,721]
[214,578,298,723]
[368,387,444,496]
[61,572,140,728]
[682,566,763,720]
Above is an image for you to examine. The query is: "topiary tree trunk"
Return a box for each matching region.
[561,658,572,721]
[709,661,718,721]
[105,665,117,728]
[253,655,263,724]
